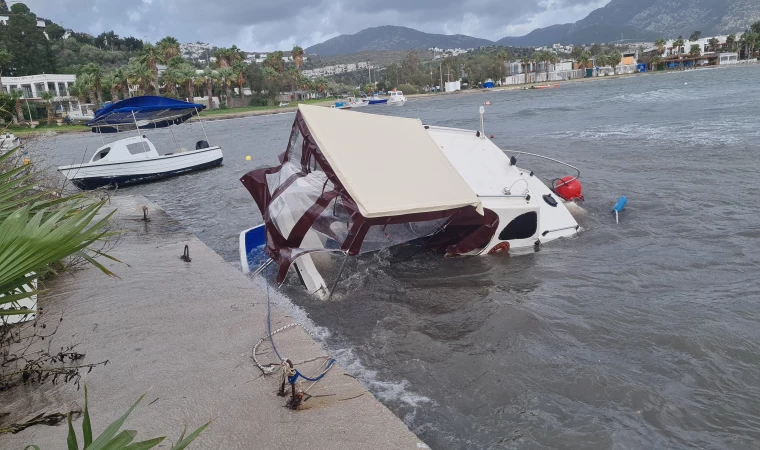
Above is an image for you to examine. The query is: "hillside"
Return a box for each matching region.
[306,26,493,56]
[497,0,760,45]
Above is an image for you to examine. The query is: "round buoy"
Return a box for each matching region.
[485,101,491,105]
[245,156,252,161]
[489,134,494,139]
[554,176,583,201]
[488,241,510,255]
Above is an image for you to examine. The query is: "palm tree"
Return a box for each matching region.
[655,38,666,56]
[689,44,701,58]
[708,37,720,52]
[314,77,328,97]
[82,63,103,107]
[9,89,24,124]
[218,66,234,107]
[577,50,591,70]
[232,61,247,98]
[160,67,180,97]
[229,45,245,64]
[203,67,219,109]
[126,60,152,96]
[520,56,531,83]
[650,55,663,71]
[726,34,737,52]
[265,51,284,73]
[157,36,180,61]
[68,83,87,116]
[292,46,304,69]
[40,91,54,126]
[103,71,121,103]
[215,48,232,68]
[138,43,164,94]
[673,36,685,57]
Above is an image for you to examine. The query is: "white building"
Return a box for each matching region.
[719,52,739,64]
[644,34,744,57]
[2,74,76,99]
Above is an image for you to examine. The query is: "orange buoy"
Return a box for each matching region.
[554,176,583,201]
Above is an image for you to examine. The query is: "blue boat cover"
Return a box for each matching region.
[86,96,207,133]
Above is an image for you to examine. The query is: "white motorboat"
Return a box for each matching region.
[0,132,20,151]
[58,96,223,190]
[58,135,222,190]
[347,97,369,108]
[388,90,407,106]
[239,105,583,295]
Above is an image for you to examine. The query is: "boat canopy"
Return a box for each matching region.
[241,104,490,283]
[86,96,206,133]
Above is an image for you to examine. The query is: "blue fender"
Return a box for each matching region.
[612,196,627,213]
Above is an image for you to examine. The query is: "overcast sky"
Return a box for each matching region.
[22,0,609,51]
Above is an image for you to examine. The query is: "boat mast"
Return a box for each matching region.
[194,107,210,144]
[131,110,149,157]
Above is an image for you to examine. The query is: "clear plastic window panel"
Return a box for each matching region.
[359,219,449,254]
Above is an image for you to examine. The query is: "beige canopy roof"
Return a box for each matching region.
[298,104,482,218]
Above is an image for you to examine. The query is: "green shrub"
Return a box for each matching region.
[397,83,418,95]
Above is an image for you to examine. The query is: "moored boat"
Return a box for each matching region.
[58,96,223,190]
[388,90,407,106]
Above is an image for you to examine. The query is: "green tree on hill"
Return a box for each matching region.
[689,31,702,42]
[3,3,55,76]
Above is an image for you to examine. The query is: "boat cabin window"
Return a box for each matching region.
[92,147,110,161]
[498,212,538,241]
[126,142,149,155]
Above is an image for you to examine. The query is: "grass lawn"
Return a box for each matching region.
[198,97,334,117]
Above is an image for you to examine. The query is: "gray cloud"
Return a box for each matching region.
[23,0,608,51]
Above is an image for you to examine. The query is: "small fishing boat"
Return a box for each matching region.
[331,101,352,110]
[58,96,223,190]
[388,90,407,106]
[239,105,583,295]
[347,97,369,108]
[367,93,388,105]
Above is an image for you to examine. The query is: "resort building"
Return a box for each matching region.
[1,74,76,99]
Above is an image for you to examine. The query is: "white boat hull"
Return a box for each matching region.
[58,146,223,190]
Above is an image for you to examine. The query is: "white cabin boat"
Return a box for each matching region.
[239,105,581,294]
[0,133,20,151]
[388,90,407,106]
[58,135,223,190]
[58,96,223,190]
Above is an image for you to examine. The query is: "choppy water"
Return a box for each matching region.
[39,65,760,449]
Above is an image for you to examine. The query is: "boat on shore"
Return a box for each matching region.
[239,105,583,295]
[58,96,223,190]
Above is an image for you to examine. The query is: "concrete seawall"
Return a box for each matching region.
[1,195,427,449]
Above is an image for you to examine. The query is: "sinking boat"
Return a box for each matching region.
[58,96,223,190]
[239,105,582,294]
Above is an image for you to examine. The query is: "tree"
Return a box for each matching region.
[689,31,702,42]
[81,63,103,107]
[10,89,25,124]
[218,66,234,107]
[264,51,284,73]
[590,43,603,56]
[160,66,180,97]
[138,43,164,94]
[577,50,591,69]
[655,38,666,56]
[203,67,218,108]
[609,49,622,69]
[521,56,531,83]
[570,46,584,60]
[232,61,247,98]
[215,48,231,68]
[673,36,685,56]
[726,34,737,52]
[689,44,701,57]
[157,36,180,61]
[0,49,9,91]
[40,91,54,126]
[126,59,152,96]
[650,55,663,71]
[5,3,55,76]
[292,46,304,69]
[708,37,720,52]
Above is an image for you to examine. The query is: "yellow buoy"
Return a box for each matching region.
[245,156,252,161]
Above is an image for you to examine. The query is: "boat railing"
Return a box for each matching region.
[502,150,581,186]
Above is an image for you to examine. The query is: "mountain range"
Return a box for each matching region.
[306,0,760,56]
